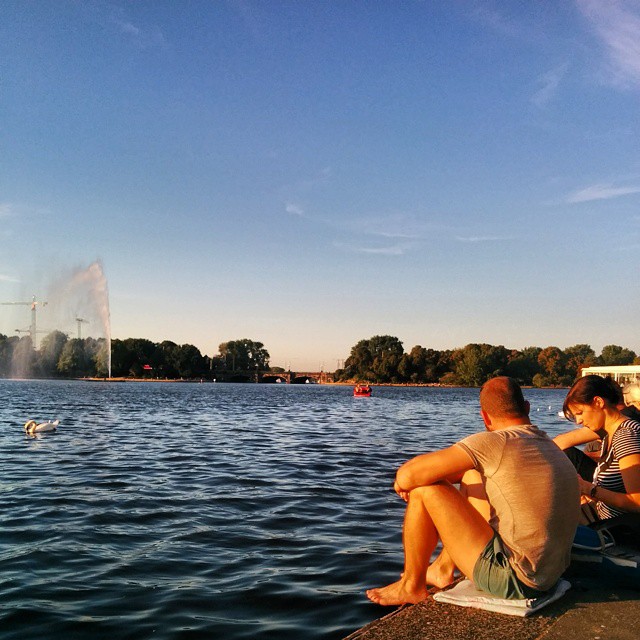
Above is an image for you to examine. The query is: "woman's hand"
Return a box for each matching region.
[577,476,593,497]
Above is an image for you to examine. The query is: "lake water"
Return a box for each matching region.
[0,380,570,639]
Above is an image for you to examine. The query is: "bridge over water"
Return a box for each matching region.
[213,370,334,384]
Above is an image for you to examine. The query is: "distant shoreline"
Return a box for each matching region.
[81,377,568,389]
[0,376,570,390]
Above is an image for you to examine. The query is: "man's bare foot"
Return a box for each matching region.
[425,563,456,589]
[366,579,428,606]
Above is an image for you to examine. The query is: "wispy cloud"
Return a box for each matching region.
[469,6,521,37]
[0,202,53,219]
[282,170,442,255]
[284,202,428,256]
[342,211,441,241]
[285,202,305,217]
[364,229,423,240]
[578,0,640,87]
[81,2,164,48]
[112,17,164,48]
[531,63,570,107]
[294,167,333,192]
[333,241,408,256]
[0,274,19,283]
[279,167,333,199]
[566,182,640,203]
[455,235,513,243]
[282,198,452,256]
[115,20,141,38]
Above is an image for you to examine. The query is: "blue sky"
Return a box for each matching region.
[1,1,639,370]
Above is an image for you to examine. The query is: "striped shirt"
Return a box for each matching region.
[594,419,640,520]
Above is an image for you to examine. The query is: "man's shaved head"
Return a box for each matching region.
[479,376,528,419]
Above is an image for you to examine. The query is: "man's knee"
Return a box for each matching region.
[461,469,486,501]
[408,481,455,504]
[461,469,482,485]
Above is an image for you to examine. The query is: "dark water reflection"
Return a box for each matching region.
[0,381,569,639]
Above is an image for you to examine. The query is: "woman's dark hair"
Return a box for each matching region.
[563,375,622,420]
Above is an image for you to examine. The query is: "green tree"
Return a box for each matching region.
[563,344,597,381]
[451,344,509,386]
[373,349,404,382]
[398,345,444,383]
[369,335,404,358]
[110,339,131,377]
[109,338,158,377]
[218,339,270,371]
[158,341,181,378]
[38,330,69,377]
[126,338,161,377]
[340,335,404,382]
[92,338,110,377]
[505,347,541,386]
[532,373,550,388]
[599,345,637,366]
[172,343,206,378]
[0,334,18,378]
[397,351,417,382]
[433,350,453,383]
[452,345,482,386]
[536,346,570,386]
[57,339,91,377]
[341,339,375,380]
[77,337,107,377]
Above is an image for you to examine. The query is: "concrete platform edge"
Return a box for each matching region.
[343,574,640,640]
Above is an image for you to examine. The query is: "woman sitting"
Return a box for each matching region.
[554,375,640,527]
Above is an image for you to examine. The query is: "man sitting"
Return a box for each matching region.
[366,377,579,605]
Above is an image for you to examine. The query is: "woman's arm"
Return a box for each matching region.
[553,427,599,450]
[579,453,640,513]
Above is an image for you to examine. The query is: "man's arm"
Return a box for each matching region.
[395,445,475,496]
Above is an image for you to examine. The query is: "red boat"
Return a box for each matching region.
[353,384,372,397]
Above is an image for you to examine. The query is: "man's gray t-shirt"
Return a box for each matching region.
[456,425,579,591]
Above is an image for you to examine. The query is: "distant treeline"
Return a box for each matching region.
[0,333,270,380]
[334,335,639,387]
[2,331,637,386]
[0,332,111,378]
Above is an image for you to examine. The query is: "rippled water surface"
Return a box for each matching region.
[0,381,569,639]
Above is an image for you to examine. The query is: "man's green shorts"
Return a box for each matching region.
[473,534,545,600]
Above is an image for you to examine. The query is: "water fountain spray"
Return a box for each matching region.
[47,261,112,378]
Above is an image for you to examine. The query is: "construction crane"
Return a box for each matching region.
[0,296,48,349]
[76,317,89,339]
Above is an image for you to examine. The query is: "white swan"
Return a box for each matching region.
[24,419,59,435]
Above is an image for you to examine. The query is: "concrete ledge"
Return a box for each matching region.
[345,573,640,640]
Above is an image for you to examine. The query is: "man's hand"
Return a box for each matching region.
[394,479,409,502]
